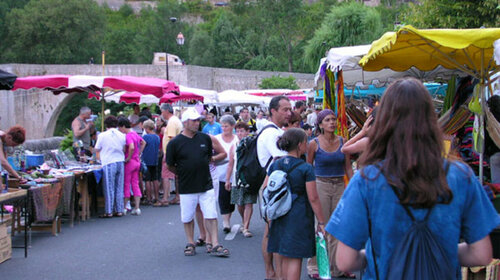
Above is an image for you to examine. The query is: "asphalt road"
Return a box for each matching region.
[0,203,320,280]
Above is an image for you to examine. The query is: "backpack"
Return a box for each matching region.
[260,160,304,221]
[235,124,277,194]
[370,190,455,280]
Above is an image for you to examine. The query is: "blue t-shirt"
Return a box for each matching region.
[202,122,222,135]
[327,161,500,280]
[141,133,160,166]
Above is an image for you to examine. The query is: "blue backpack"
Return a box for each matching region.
[370,190,456,280]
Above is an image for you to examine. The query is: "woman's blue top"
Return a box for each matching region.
[313,137,345,177]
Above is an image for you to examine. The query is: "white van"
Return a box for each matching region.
[152,52,183,65]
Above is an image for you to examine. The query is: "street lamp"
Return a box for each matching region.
[166,17,185,81]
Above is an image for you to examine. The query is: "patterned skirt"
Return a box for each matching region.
[230,186,257,206]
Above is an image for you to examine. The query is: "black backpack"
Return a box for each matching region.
[370,189,456,280]
[235,124,277,194]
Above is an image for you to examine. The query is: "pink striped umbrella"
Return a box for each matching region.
[12,75,179,97]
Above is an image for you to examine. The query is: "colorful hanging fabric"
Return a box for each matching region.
[442,76,456,115]
[322,69,335,110]
[336,70,349,139]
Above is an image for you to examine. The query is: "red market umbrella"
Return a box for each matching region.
[11,74,179,130]
[13,75,179,97]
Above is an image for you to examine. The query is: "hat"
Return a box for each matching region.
[160,103,174,113]
[181,108,203,122]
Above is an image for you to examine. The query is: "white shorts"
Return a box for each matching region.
[179,189,218,223]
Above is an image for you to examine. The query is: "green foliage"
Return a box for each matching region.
[304,2,383,72]
[210,11,248,68]
[188,29,214,66]
[403,0,500,28]
[244,55,283,71]
[59,129,74,151]
[259,76,299,90]
[2,0,106,63]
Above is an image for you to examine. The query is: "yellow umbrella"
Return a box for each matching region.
[359,25,500,79]
[359,25,500,183]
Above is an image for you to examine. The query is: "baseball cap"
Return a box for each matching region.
[181,108,203,122]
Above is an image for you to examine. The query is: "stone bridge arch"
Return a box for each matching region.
[0,89,74,139]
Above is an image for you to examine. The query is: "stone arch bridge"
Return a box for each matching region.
[0,64,314,139]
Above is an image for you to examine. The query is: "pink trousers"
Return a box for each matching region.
[124,159,141,198]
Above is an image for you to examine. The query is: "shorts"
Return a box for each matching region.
[144,165,158,181]
[162,155,175,179]
[179,189,217,223]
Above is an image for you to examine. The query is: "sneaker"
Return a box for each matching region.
[131,208,141,216]
[126,201,132,211]
[123,208,128,215]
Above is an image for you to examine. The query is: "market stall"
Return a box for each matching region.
[359,25,500,184]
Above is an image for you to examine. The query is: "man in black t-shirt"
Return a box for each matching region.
[166,108,230,257]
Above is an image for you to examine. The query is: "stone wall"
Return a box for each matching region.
[0,64,314,139]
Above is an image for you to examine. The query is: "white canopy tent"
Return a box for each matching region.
[210,90,269,106]
[315,44,466,89]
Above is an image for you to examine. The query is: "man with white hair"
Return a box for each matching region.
[166,108,230,257]
[72,106,94,155]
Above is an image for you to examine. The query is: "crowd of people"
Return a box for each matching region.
[1,77,499,279]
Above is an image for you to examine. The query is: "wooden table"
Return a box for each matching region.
[0,188,29,258]
[73,171,90,222]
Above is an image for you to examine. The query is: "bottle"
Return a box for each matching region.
[2,171,8,193]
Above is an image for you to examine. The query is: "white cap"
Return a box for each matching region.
[181,108,203,122]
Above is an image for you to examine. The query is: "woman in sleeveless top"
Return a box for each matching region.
[306,109,353,278]
[214,115,239,233]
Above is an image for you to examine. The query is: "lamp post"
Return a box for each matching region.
[166,17,185,81]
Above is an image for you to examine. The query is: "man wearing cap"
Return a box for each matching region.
[158,103,183,206]
[166,108,230,257]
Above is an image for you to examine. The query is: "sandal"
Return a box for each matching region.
[195,238,206,247]
[99,213,113,218]
[242,229,253,238]
[184,243,196,256]
[205,243,213,254]
[153,200,169,207]
[114,212,124,217]
[223,227,231,234]
[210,244,230,257]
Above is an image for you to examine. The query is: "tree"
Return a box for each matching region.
[303,2,383,72]
[3,0,105,63]
[257,0,305,72]
[403,0,499,28]
[210,12,248,68]
[188,29,214,66]
[131,0,189,64]
[244,55,282,71]
[259,75,299,90]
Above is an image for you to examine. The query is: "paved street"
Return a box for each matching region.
[0,203,316,280]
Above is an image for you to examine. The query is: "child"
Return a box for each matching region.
[141,120,161,205]
[263,128,326,280]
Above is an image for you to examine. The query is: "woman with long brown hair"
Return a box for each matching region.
[326,78,499,279]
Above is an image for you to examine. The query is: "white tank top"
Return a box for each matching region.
[214,134,239,183]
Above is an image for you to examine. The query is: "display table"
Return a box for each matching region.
[20,183,63,236]
[0,188,29,258]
